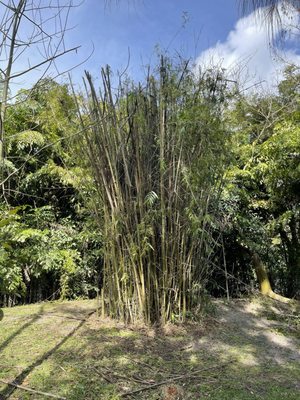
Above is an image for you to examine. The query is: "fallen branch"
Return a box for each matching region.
[91,367,115,384]
[0,379,66,399]
[93,366,153,385]
[123,356,157,372]
[120,361,231,397]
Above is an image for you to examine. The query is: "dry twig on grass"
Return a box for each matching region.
[120,361,232,397]
[0,379,66,399]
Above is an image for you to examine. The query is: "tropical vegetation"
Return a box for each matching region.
[1,60,299,322]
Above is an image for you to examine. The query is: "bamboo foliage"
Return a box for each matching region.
[79,59,229,324]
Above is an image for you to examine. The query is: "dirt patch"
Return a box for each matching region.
[189,299,300,367]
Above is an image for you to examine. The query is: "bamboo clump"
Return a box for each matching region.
[78,59,228,323]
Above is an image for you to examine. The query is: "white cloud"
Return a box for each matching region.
[195,6,300,91]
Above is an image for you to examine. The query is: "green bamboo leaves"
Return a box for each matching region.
[80,59,229,324]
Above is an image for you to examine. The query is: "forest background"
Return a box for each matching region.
[0,0,299,324]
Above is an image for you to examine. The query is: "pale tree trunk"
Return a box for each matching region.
[252,252,291,303]
[0,1,26,196]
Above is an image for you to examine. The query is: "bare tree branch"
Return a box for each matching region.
[0,0,81,195]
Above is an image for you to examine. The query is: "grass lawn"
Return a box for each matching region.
[0,298,299,399]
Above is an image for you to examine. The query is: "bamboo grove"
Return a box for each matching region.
[78,59,230,323]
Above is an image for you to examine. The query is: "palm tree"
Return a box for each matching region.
[241,1,300,41]
[242,0,300,14]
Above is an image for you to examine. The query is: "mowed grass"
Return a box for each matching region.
[0,298,299,399]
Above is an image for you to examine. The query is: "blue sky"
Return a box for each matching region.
[66,0,240,83]
[6,0,300,94]
[71,1,238,68]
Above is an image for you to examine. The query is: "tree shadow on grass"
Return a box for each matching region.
[0,309,95,399]
[53,301,96,317]
[0,305,44,354]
